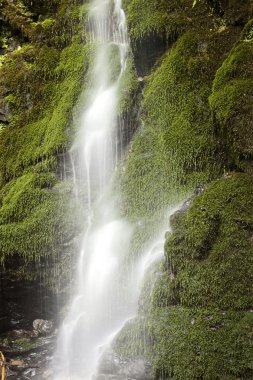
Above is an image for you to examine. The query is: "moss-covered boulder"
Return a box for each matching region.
[165,173,253,310]
[149,307,253,380]
[146,174,253,379]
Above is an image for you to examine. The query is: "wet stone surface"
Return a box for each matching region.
[96,348,153,380]
[0,327,56,379]
[0,276,58,379]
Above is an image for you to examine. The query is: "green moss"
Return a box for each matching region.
[112,317,148,359]
[117,55,139,114]
[163,174,253,310]
[0,173,55,224]
[149,307,253,380]
[0,39,91,183]
[121,29,238,219]
[124,0,193,42]
[209,40,253,171]
[12,337,40,352]
[0,173,79,264]
[243,19,253,42]
[1,0,34,39]
[0,0,91,287]
[129,173,253,379]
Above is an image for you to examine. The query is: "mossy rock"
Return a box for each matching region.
[210,39,253,173]
[112,317,148,359]
[0,174,79,261]
[0,0,91,288]
[148,306,253,380]
[0,331,54,354]
[162,173,253,311]
[0,39,91,183]
[143,174,253,379]
[121,27,239,220]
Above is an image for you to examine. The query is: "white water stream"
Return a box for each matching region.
[53,1,179,379]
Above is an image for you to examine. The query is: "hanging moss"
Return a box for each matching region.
[0,38,91,184]
[0,0,91,288]
[209,38,253,173]
[123,0,193,43]
[121,27,239,220]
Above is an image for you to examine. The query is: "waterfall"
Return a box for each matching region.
[53,1,133,379]
[53,1,181,379]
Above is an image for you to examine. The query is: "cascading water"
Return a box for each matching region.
[53,1,181,379]
[53,1,134,379]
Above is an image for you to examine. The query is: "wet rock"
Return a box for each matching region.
[0,105,11,123]
[0,328,54,355]
[10,359,25,367]
[23,368,36,377]
[132,33,172,76]
[33,320,53,335]
[2,334,56,379]
[97,347,152,380]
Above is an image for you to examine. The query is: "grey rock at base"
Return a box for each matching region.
[33,319,54,335]
[97,348,152,380]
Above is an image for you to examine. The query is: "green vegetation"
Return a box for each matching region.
[121,28,238,219]
[0,0,91,287]
[149,307,253,380]
[209,39,253,173]
[123,0,192,42]
[0,173,78,262]
[115,2,253,379]
[165,174,253,310]
[143,174,253,379]
[1,0,253,377]
[0,39,91,182]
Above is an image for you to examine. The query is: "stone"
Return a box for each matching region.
[33,320,54,335]
[0,105,11,122]
[97,347,152,380]
[10,359,25,367]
